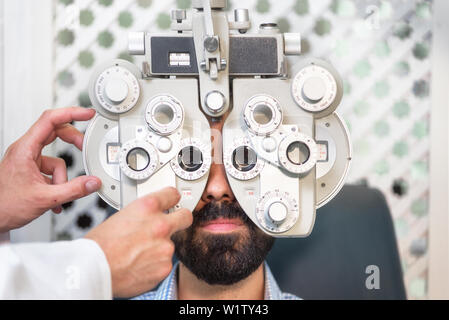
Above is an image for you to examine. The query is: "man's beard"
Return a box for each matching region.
[171,201,275,286]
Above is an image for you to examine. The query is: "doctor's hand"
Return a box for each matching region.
[0,107,101,233]
[86,187,193,298]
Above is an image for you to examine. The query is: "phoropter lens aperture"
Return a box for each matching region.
[126,147,151,172]
[232,146,257,172]
[178,146,204,172]
[286,141,310,166]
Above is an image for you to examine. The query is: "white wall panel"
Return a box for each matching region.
[2,0,54,243]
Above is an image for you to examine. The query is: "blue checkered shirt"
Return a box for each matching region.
[134,262,300,300]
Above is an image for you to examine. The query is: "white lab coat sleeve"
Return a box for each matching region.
[0,239,112,300]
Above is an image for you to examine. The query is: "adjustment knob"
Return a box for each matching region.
[94,65,140,114]
[256,190,299,234]
[171,9,187,22]
[192,0,226,9]
[105,77,129,104]
[284,33,302,56]
[234,9,249,23]
[292,65,338,114]
[267,202,288,225]
[231,8,251,34]
[291,60,343,117]
[128,32,145,56]
[205,91,226,114]
[302,76,326,104]
[157,137,173,153]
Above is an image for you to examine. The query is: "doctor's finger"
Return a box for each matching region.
[128,187,182,215]
[42,124,85,151]
[40,156,68,185]
[165,208,193,234]
[23,107,95,155]
[45,175,102,206]
[147,187,182,211]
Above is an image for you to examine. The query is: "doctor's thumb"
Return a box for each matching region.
[47,176,102,205]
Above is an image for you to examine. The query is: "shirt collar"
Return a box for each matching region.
[153,262,283,300]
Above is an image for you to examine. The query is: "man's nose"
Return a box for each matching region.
[201,161,235,203]
[199,115,235,203]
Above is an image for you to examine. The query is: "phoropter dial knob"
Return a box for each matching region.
[205,91,226,115]
[95,66,140,114]
[266,202,288,225]
[256,190,299,234]
[292,62,342,116]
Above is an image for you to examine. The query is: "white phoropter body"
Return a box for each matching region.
[83,0,352,237]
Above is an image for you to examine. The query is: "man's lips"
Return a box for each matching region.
[200,218,245,233]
